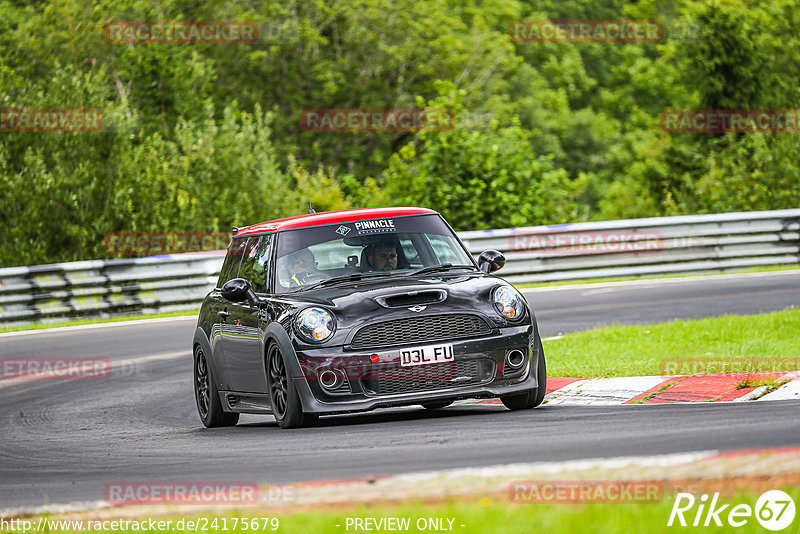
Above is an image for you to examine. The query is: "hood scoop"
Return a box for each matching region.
[375,289,447,308]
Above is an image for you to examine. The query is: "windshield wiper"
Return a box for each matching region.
[293,271,392,292]
[404,264,480,277]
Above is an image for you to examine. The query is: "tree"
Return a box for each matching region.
[380,84,574,230]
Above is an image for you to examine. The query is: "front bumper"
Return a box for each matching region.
[291,324,539,415]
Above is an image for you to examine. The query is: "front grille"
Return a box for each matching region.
[351,314,491,349]
[361,359,495,396]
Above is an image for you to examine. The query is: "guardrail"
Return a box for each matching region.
[459,208,800,284]
[1,209,798,327]
[0,253,224,328]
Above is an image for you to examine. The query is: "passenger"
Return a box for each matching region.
[286,248,320,286]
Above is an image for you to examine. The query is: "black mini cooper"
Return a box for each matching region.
[193,207,546,428]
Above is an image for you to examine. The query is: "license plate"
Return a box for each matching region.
[398,343,454,367]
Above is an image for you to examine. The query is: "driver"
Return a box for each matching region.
[286,248,320,286]
[366,241,398,271]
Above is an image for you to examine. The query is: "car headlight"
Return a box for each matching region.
[492,286,524,321]
[296,307,336,342]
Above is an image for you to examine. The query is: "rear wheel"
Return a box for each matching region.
[266,343,318,429]
[421,401,453,410]
[194,345,239,428]
[500,336,547,410]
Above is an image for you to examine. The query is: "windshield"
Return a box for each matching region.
[273,214,474,293]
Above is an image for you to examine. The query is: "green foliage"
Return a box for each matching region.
[0,0,798,267]
[110,103,290,232]
[286,158,353,215]
[207,0,523,178]
[381,85,570,230]
[681,133,800,213]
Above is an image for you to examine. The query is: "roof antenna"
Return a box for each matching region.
[308,201,316,214]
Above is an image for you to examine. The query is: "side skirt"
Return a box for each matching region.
[218,391,273,414]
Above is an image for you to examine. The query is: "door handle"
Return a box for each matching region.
[218,310,231,320]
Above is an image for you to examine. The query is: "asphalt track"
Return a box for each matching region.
[1,271,799,509]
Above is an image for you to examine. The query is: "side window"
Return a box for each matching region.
[217,237,248,287]
[238,235,272,293]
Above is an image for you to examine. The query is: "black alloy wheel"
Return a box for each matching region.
[266,343,317,429]
[194,346,239,427]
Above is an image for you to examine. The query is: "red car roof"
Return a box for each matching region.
[235,207,438,236]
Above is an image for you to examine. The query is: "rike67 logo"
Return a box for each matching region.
[668,490,796,530]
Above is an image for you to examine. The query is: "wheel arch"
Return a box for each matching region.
[193,327,228,391]
[263,322,312,412]
[263,322,304,378]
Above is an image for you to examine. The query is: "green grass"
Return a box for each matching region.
[516,264,800,289]
[0,309,199,334]
[10,486,800,534]
[273,491,800,533]
[743,379,792,399]
[544,308,800,377]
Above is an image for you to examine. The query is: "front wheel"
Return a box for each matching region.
[194,346,239,428]
[266,343,318,429]
[500,336,547,410]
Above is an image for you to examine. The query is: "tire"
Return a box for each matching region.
[266,343,318,429]
[500,335,547,410]
[421,401,453,410]
[194,345,239,428]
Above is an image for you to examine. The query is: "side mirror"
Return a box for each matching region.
[221,278,259,305]
[478,250,506,273]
